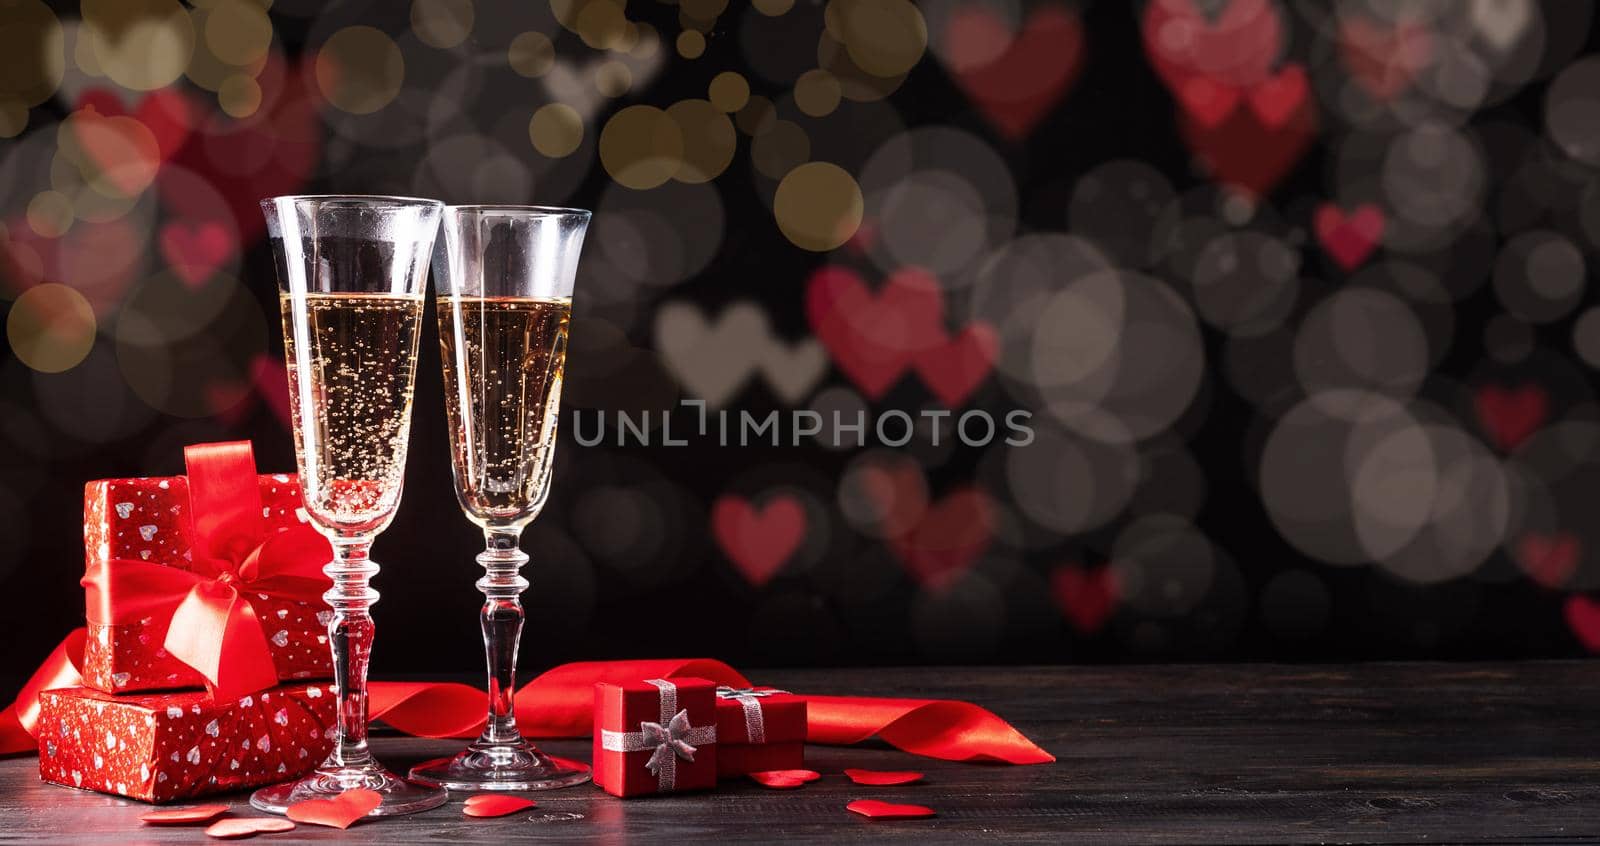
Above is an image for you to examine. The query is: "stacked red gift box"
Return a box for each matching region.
[36,442,338,803]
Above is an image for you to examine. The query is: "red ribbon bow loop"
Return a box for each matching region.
[80,442,332,702]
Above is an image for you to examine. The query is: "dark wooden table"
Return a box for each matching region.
[4,663,1600,844]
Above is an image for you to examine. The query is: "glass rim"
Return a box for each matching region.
[260,193,445,208]
[443,204,592,218]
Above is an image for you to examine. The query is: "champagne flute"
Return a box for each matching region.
[409,205,590,791]
[251,195,447,816]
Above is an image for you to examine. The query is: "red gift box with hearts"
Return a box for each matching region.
[713,685,806,778]
[593,677,719,797]
[80,442,333,698]
[35,683,336,803]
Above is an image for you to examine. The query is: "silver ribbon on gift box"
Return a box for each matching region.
[715,685,791,745]
[600,678,717,790]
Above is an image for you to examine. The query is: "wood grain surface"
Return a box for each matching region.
[3,663,1599,844]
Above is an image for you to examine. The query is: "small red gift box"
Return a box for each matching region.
[81,442,333,698]
[36,683,336,803]
[714,685,806,778]
[593,677,718,797]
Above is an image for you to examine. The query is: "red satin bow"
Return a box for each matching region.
[80,442,332,702]
[1,646,1053,765]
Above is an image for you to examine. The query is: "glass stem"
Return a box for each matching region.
[324,539,378,770]
[478,528,529,746]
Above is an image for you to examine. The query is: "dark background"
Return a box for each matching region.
[4,0,1600,698]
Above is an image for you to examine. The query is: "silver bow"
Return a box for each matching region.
[642,709,702,775]
[715,685,791,745]
[600,679,717,790]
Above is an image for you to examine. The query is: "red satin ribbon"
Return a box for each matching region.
[80,442,332,702]
[1,638,1053,765]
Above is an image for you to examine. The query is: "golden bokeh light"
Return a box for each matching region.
[709,71,750,113]
[26,191,73,238]
[0,98,28,139]
[574,0,628,50]
[0,0,64,108]
[7,283,97,373]
[82,0,194,91]
[315,25,405,115]
[753,0,794,15]
[677,30,705,59]
[594,60,632,97]
[411,0,475,49]
[600,105,684,190]
[60,108,160,198]
[752,119,809,180]
[773,161,862,251]
[735,95,777,136]
[204,0,273,66]
[529,103,583,158]
[794,68,842,117]
[825,0,927,78]
[667,98,736,184]
[818,32,905,102]
[218,73,262,118]
[508,31,555,78]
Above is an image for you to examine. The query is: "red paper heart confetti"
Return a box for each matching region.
[204,817,296,839]
[844,769,925,786]
[463,795,538,818]
[748,772,808,789]
[750,768,822,788]
[759,769,821,782]
[140,804,231,824]
[846,799,936,819]
[285,788,383,829]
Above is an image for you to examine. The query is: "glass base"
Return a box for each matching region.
[408,740,591,791]
[249,763,449,817]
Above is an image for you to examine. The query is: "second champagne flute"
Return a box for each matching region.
[409,205,591,791]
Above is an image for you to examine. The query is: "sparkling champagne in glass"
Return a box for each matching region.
[252,195,447,817]
[410,205,590,792]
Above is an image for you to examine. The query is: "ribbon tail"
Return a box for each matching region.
[164,585,277,702]
[0,629,87,756]
[368,681,489,739]
[804,695,1055,765]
